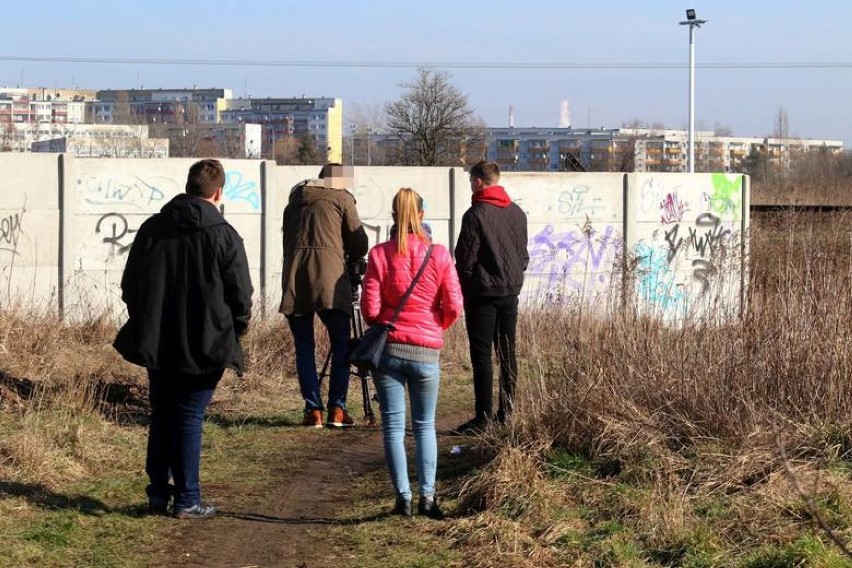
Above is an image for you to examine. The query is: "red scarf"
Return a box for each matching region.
[472,185,511,208]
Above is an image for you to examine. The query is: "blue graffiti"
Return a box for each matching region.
[82,176,168,209]
[223,171,260,210]
[634,242,689,314]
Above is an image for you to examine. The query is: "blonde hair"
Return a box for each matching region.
[392,187,428,255]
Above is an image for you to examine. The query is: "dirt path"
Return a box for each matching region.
[157,426,387,568]
[153,413,469,568]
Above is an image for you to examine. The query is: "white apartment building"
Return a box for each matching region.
[485,127,843,173]
[92,88,233,125]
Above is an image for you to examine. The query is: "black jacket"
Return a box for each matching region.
[455,199,529,298]
[114,194,253,374]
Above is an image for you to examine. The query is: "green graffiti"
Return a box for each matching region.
[709,173,742,220]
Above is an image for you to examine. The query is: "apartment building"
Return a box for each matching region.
[92,88,233,125]
[31,124,169,158]
[0,88,90,127]
[220,96,343,162]
[486,127,843,173]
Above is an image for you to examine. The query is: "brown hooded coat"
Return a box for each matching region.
[279,178,369,316]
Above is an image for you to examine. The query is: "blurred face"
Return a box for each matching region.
[324,165,354,188]
[469,175,485,193]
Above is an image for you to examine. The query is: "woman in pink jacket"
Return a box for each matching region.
[361,187,463,519]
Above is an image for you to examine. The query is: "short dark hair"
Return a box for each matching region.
[469,160,500,186]
[186,159,225,198]
[318,163,344,179]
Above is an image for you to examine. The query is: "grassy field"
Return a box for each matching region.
[2,209,852,567]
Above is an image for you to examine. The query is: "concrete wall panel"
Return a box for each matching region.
[626,173,745,321]
[502,172,626,307]
[0,153,60,209]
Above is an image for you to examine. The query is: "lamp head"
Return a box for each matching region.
[686,8,696,20]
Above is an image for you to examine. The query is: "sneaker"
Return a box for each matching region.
[302,409,323,428]
[450,417,488,436]
[173,502,216,519]
[391,496,412,517]
[326,406,355,428]
[148,497,169,516]
[418,496,444,520]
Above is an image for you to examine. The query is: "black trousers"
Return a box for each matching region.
[464,294,519,421]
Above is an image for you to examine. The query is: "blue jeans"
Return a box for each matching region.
[146,368,222,511]
[287,309,350,411]
[373,354,441,501]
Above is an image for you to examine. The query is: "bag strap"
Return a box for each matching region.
[387,244,433,325]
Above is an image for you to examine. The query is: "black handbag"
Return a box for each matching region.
[348,245,434,371]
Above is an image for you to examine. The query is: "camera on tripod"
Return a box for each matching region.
[346,256,367,292]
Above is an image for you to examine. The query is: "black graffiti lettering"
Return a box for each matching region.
[664,223,684,263]
[692,259,714,294]
[95,213,136,256]
[0,213,22,255]
[687,218,731,258]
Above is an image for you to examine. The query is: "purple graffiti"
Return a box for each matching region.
[527,224,620,303]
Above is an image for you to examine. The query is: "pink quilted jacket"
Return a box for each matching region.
[360,235,463,350]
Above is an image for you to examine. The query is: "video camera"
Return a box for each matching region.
[346,256,367,292]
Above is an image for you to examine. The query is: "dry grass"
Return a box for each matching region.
[3,209,852,565]
[450,210,852,565]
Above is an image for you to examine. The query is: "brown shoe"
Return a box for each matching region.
[302,409,323,428]
[326,406,355,428]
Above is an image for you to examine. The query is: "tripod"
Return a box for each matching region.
[318,288,377,427]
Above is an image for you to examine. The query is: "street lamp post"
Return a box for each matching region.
[366,127,372,167]
[680,8,707,173]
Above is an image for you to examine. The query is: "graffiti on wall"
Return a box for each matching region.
[95,213,137,259]
[633,174,742,315]
[80,176,170,209]
[514,184,608,221]
[223,170,260,210]
[526,222,621,304]
[0,211,24,257]
[79,169,260,211]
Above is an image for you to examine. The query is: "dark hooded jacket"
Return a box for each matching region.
[279,178,368,316]
[455,185,529,298]
[114,194,253,374]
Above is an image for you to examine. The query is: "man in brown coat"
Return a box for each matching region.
[280,164,369,428]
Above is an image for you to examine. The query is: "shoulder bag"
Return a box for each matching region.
[347,245,434,371]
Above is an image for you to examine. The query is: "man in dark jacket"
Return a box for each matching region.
[114,159,253,519]
[454,160,528,434]
[280,163,368,428]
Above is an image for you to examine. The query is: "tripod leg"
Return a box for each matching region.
[318,349,331,393]
[361,371,376,427]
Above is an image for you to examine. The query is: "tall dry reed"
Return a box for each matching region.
[504,211,852,462]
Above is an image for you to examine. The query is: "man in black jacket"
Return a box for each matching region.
[114,159,253,519]
[454,161,528,434]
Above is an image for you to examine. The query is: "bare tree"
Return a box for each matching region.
[274,134,322,165]
[714,122,734,137]
[385,67,479,166]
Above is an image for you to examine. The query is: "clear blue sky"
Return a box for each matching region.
[2,1,850,145]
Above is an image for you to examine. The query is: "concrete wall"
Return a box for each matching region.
[0,156,747,323]
[0,153,61,310]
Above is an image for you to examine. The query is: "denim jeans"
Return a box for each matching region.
[464,294,519,422]
[373,354,441,501]
[146,368,222,511]
[287,309,351,411]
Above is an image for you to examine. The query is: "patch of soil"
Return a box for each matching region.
[151,425,386,568]
[150,415,472,568]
